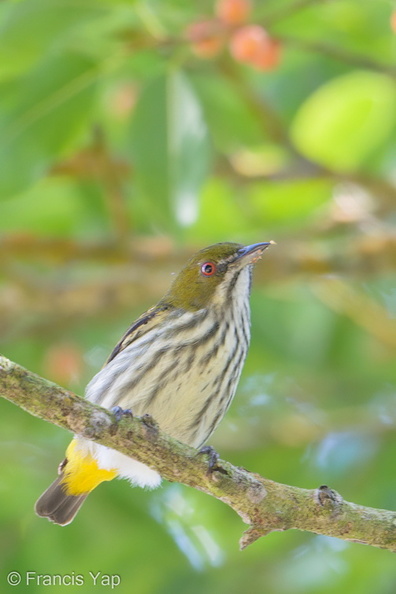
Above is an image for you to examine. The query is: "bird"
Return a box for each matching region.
[35,241,272,525]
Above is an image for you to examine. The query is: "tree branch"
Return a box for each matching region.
[1,355,395,551]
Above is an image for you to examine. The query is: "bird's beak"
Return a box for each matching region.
[234,241,274,267]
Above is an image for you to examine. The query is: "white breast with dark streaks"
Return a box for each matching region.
[77,265,252,488]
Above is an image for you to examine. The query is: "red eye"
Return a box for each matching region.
[201,262,217,276]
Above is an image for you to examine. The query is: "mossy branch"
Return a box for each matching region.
[1,355,395,551]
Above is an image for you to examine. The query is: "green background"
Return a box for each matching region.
[0,0,396,592]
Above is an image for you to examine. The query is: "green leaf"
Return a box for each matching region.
[0,0,106,78]
[291,71,396,171]
[0,52,97,199]
[0,178,85,236]
[188,179,250,243]
[192,74,263,149]
[249,178,332,226]
[128,70,211,230]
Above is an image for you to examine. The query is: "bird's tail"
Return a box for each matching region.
[35,439,117,525]
[35,475,89,526]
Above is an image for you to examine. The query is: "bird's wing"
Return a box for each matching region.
[104,304,171,365]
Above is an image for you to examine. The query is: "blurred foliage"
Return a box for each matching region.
[0,0,396,593]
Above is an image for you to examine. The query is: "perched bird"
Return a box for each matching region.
[35,241,272,525]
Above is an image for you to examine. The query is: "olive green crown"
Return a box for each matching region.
[161,242,266,311]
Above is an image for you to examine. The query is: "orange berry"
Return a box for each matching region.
[43,343,84,386]
[216,0,252,26]
[253,38,282,70]
[111,83,137,118]
[185,20,224,59]
[230,25,264,62]
[229,25,282,71]
[391,11,396,33]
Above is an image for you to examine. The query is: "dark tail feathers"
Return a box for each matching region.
[35,474,89,526]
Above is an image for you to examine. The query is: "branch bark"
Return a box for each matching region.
[1,355,395,551]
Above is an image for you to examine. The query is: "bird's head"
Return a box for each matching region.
[162,242,273,311]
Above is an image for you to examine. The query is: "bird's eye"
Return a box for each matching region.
[201,262,217,276]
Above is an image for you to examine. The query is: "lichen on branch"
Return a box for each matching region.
[0,355,395,551]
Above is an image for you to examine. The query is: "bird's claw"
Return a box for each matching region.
[198,445,220,474]
[112,406,133,422]
[142,413,159,429]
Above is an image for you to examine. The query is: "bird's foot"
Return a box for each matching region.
[198,445,220,474]
[141,413,159,429]
[111,406,134,422]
